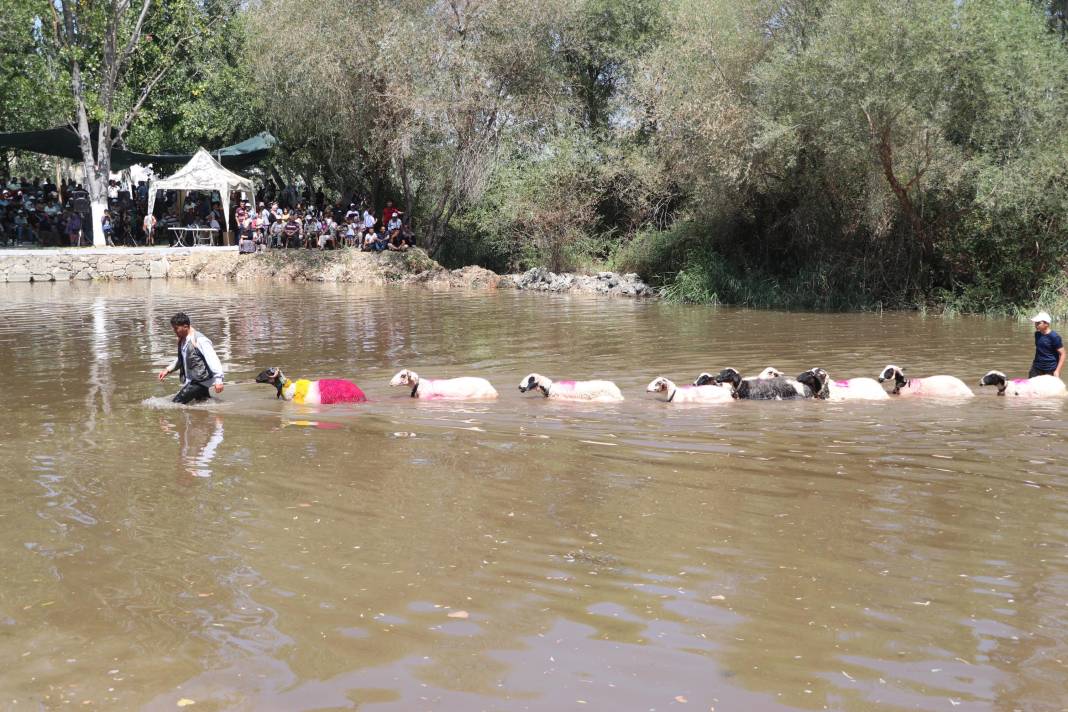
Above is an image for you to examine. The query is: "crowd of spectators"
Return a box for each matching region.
[0,174,415,253]
[235,196,414,254]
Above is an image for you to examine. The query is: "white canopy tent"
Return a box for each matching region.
[146,148,255,235]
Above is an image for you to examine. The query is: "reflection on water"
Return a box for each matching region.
[159,413,225,479]
[0,280,1067,710]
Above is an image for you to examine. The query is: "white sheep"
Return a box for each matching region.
[518,373,624,402]
[877,365,973,398]
[795,367,888,401]
[389,369,498,399]
[978,370,1067,397]
[646,376,733,403]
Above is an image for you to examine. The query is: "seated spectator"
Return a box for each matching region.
[388,228,410,252]
[361,227,375,252]
[303,212,321,248]
[387,211,403,234]
[372,226,390,252]
[281,212,302,248]
[238,223,257,254]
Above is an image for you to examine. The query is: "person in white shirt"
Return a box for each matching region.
[157,313,225,403]
[362,208,376,232]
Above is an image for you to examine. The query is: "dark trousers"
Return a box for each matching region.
[1029,366,1055,378]
[173,382,211,404]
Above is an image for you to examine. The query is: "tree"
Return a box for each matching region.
[0,0,69,176]
[48,0,197,245]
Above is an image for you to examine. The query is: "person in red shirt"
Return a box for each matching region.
[381,200,399,228]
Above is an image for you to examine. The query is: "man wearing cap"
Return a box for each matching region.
[1030,311,1065,379]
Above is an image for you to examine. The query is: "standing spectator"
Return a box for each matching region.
[143,211,158,246]
[362,205,376,233]
[101,210,115,246]
[66,210,83,246]
[381,199,399,227]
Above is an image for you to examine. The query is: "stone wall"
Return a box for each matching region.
[0,248,216,283]
[0,247,658,298]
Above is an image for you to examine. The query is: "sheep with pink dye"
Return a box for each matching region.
[519,373,624,402]
[389,369,498,399]
[255,367,367,404]
[877,365,973,398]
[646,376,733,403]
[795,367,888,401]
[978,370,1067,397]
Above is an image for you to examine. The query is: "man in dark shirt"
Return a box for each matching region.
[1030,311,1065,378]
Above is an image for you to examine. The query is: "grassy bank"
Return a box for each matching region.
[604,221,1068,319]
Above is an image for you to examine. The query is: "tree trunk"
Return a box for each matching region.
[398,149,413,227]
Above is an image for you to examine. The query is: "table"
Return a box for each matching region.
[168,227,219,247]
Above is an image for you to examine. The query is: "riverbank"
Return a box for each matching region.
[0,247,657,298]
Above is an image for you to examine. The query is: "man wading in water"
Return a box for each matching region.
[158,313,226,403]
[1030,311,1065,379]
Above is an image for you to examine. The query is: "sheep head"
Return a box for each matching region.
[646,376,673,396]
[519,373,551,395]
[389,369,418,387]
[712,368,743,388]
[979,370,1007,395]
[796,368,830,398]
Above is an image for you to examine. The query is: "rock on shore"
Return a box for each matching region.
[0,248,657,299]
[501,267,657,298]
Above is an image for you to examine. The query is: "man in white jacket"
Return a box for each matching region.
[157,313,226,404]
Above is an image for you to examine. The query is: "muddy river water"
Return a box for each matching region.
[1,280,1067,711]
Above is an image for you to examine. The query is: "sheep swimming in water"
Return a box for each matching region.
[389,369,498,399]
[646,376,733,403]
[692,366,782,386]
[255,367,367,404]
[518,373,624,402]
[707,367,814,400]
[795,367,889,401]
[877,365,973,398]
[978,370,1067,397]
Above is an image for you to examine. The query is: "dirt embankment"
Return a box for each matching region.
[0,248,658,299]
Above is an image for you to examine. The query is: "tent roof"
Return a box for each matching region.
[152,148,254,192]
[0,125,275,170]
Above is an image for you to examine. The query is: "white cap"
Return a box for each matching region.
[1032,311,1052,323]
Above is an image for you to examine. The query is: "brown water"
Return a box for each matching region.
[1,281,1067,711]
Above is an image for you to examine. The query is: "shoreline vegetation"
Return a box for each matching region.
[5,1,1068,319]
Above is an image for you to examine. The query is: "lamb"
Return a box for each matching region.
[877,365,974,398]
[518,373,624,402]
[646,376,733,403]
[707,367,814,400]
[389,369,498,399]
[795,367,889,401]
[255,367,367,404]
[978,370,1067,397]
[692,366,782,387]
